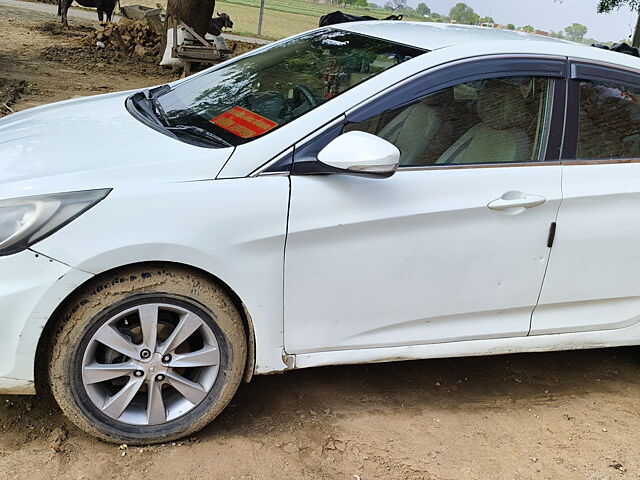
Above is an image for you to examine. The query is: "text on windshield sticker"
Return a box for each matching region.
[211,106,278,138]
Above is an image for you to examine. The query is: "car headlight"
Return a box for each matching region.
[0,188,111,256]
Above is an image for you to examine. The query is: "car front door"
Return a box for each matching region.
[531,62,640,335]
[284,57,567,354]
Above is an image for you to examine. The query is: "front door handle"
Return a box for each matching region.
[488,192,547,211]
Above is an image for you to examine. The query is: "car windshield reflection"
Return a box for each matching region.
[155,29,426,146]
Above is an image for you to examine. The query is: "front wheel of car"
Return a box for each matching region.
[48,265,247,444]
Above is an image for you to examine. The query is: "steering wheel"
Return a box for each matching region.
[241,91,287,121]
[292,84,318,109]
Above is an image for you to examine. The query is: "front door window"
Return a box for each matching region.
[346,76,554,167]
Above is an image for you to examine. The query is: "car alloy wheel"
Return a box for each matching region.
[81,302,221,426]
[49,266,247,444]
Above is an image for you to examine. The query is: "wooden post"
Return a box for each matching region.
[257,0,265,36]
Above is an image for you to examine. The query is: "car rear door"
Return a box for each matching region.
[284,57,567,355]
[531,61,640,334]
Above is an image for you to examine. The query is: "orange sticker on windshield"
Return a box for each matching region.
[211,106,278,138]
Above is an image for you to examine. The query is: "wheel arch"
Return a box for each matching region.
[34,260,256,395]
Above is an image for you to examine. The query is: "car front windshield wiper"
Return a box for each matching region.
[143,85,171,126]
[164,125,234,147]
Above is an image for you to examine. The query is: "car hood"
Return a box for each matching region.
[0,91,234,198]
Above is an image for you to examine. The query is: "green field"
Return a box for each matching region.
[122,0,426,40]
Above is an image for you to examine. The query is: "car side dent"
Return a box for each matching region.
[30,177,291,376]
[292,320,640,370]
[0,250,94,393]
[28,254,261,383]
[29,244,288,377]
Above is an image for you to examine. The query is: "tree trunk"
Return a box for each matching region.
[166,0,215,38]
[633,12,640,47]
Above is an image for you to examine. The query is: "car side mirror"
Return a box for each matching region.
[317,131,400,178]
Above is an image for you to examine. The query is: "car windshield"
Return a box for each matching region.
[155,29,426,146]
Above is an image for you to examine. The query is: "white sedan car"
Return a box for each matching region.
[2,21,640,443]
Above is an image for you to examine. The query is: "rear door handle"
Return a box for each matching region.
[488,192,547,211]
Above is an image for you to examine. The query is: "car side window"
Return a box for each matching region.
[345,76,554,167]
[577,80,640,160]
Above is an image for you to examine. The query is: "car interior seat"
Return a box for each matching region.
[378,89,453,166]
[435,80,532,165]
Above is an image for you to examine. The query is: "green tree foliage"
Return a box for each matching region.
[520,25,535,32]
[416,2,431,15]
[597,0,640,12]
[384,0,406,11]
[598,1,640,46]
[449,2,478,24]
[506,23,515,29]
[480,16,495,24]
[564,22,588,42]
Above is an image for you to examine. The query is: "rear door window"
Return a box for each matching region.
[577,80,640,160]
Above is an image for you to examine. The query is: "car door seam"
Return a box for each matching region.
[281,173,295,365]
[528,165,564,335]
[528,62,569,336]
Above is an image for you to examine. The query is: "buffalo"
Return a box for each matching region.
[58,0,117,28]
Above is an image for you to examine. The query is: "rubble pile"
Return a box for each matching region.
[83,20,162,57]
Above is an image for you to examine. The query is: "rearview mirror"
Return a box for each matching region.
[317,131,400,178]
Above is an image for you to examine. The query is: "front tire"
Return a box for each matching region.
[49,265,247,444]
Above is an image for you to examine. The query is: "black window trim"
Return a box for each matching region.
[345,55,569,170]
[259,54,570,176]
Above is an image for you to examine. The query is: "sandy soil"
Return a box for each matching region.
[0,5,255,116]
[3,347,640,480]
[3,5,640,480]
[0,9,177,115]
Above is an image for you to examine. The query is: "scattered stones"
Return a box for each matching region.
[47,427,67,453]
[324,438,346,452]
[609,462,626,473]
[282,442,299,454]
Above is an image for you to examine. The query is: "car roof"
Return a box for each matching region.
[340,21,569,50]
[339,21,640,73]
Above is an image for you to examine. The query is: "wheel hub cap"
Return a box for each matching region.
[81,302,220,426]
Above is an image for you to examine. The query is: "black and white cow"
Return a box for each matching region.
[58,0,118,28]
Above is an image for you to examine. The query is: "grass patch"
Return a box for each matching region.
[120,0,426,40]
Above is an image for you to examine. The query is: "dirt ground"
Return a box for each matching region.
[0,5,256,116]
[3,5,640,480]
